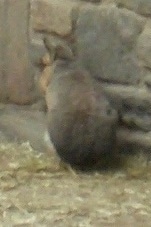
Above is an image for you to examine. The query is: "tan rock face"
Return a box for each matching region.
[31,0,78,36]
[39,66,53,96]
[0,0,36,104]
[38,52,53,96]
[42,53,52,66]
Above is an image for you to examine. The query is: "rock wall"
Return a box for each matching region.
[0,0,35,104]
[0,0,151,154]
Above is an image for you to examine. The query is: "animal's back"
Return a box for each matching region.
[46,68,117,169]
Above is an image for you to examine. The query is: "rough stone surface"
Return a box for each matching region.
[30,39,47,68]
[103,84,151,131]
[81,0,102,2]
[39,66,53,95]
[75,5,144,84]
[4,0,36,104]
[117,127,151,155]
[144,69,151,89]
[31,0,79,36]
[0,105,48,152]
[0,0,7,101]
[103,85,151,112]
[116,0,151,16]
[136,20,151,69]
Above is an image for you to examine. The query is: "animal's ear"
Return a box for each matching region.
[43,35,74,61]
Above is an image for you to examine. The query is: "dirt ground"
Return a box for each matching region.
[0,140,151,227]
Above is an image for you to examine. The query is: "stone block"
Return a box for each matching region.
[31,0,79,36]
[75,5,144,84]
[116,0,151,16]
[103,84,151,131]
[4,0,35,104]
[117,127,151,155]
[136,20,151,69]
[0,0,7,101]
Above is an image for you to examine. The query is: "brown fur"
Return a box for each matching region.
[46,61,118,170]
